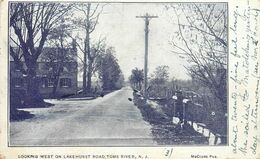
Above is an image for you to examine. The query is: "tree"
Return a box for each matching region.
[129,68,144,90]
[97,47,123,90]
[167,3,227,112]
[148,65,170,98]
[115,73,125,89]
[151,65,170,85]
[41,21,77,97]
[10,2,72,105]
[71,3,105,94]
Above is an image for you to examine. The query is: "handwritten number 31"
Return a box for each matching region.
[164,148,173,158]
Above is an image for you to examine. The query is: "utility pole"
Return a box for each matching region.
[136,13,158,101]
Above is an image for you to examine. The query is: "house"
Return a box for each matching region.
[10,47,78,98]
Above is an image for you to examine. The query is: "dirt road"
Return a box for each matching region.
[10,87,156,146]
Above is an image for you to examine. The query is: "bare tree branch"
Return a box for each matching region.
[168,3,227,108]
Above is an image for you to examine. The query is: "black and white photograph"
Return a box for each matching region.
[9,2,228,146]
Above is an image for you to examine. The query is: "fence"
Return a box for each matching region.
[162,94,227,145]
[133,89,227,145]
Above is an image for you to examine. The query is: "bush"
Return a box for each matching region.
[10,89,35,121]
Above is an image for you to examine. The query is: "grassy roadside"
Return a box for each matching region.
[133,93,208,145]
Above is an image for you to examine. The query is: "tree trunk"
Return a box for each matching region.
[86,14,91,92]
[86,60,92,92]
[83,39,87,94]
[212,84,227,113]
[25,60,44,107]
[53,41,65,98]
[138,82,141,90]
[83,3,91,94]
[52,76,59,98]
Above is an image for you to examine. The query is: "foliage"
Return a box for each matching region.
[9,2,72,105]
[97,47,124,90]
[129,68,144,90]
[40,19,77,97]
[167,3,227,112]
[70,3,105,93]
[115,73,125,89]
[150,65,169,85]
[10,3,73,66]
[147,66,170,98]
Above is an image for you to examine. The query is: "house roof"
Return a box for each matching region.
[10,47,77,62]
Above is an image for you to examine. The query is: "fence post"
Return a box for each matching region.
[183,102,186,124]
[214,136,218,145]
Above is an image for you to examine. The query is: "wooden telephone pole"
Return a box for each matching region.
[136,13,158,101]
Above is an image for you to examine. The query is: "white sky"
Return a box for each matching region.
[81,3,191,80]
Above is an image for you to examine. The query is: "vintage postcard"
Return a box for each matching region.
[0,0,259,158]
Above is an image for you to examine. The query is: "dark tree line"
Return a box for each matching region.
[129,68,144,90]
[96,47,124,91]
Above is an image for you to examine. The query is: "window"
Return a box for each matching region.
[60,78,71,88]
[41,78,56,88]
[41,77,47,88]
[47,78,54,87]
[13,78,23,88]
